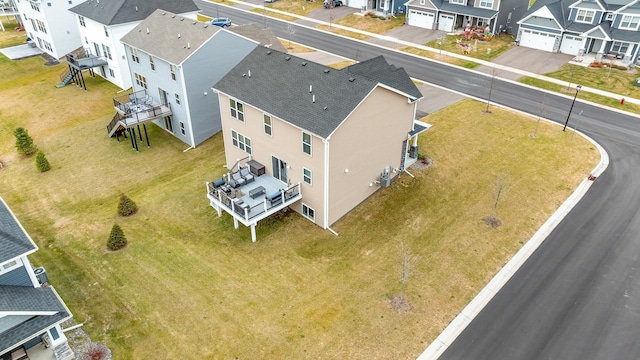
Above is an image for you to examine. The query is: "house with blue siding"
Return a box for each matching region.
[109,10,283,149]
[404,0,528,34]
[517,0,640,62]
[0,197,74,360]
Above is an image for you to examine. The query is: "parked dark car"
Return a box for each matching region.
[210,17,231,27]
[323,0,342,8]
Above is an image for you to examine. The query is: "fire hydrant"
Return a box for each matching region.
[621,98,625,105]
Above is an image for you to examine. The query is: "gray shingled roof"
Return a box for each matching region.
[213,49,421,139]
[121,10,222,65]
[0,198,36,264]
[440,3,498,18]
[69,0,199,26]
[0,286,71,354]
[344,56,422,100]
[227,23,287,53]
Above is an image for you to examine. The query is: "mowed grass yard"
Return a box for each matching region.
[0,33,599,358]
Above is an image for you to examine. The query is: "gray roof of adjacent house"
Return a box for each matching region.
[227,23,287,53]
[121,10,223,65]
[0,286,71,354]
[69,0,199,26]
[213,48,422,139]
[0,198,36,264]
[440,3,498,17]
[344,56,422,99]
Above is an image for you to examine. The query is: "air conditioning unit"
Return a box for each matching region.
[34,267,49,285]
[380,167,391,188]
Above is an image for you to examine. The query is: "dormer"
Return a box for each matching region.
[568,0,606,25]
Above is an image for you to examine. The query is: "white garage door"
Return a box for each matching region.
[560,35,584,55]
[519,29,557,52]
[438,14,455,32]
[408,10,435,29]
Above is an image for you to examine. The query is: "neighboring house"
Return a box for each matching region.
[344,0,405,15]
[404,0,525,33]
[13,0,86,59]
[0,0,19,31]
[0,197,74,360]
[517,0,640,61]
[66,0,199,90]
[208,48,430,242]
[109,11,283,149]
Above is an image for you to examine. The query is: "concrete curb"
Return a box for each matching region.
[418,132,609,360]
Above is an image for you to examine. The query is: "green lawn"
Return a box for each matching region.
[0,29,599,359]
[425,33,516,62]
[333,13,405,35]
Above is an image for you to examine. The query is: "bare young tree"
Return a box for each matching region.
[390,240,415,313]
[484,175,509,227]
[286,24,296,49]
[531,93,547,138]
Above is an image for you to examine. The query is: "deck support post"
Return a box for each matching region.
[251,224,257,242]
[143,124,150,147]
[233,217,239,229]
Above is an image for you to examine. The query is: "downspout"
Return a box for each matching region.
[323,136,330,230]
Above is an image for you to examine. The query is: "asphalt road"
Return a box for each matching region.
[198,2,640,358]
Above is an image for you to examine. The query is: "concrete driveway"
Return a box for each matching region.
[476,45,573,80]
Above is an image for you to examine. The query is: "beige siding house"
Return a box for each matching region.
[208,48,429,241]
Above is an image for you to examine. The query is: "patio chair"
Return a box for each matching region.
[239,167,255,184]
[228,172,246,188]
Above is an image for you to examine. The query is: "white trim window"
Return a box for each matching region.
[619,15,640,30]
[302,203,315,221]
[231,130,252,154]
[575,9,595,23]
[303,168,312,185]
[611,41,629,54]
[78,15,86,27]
[302,132,312,155]
[450,0,464,4]
[130,47,139,63]
[606,12,614,21]
[479,0,493,9]
[170,64,176,81]
[264,114,272,136]
[230,99,244,121]
[180,121,186,135]
[175,93,180,105]
[134,73,147,89]
[149,55,155,71]
[103,25,109,37]
[102,44,111,60]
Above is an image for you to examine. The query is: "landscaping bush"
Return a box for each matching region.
[35,151,51,172]
[107,224,127,251]
[117,194,138,216]
[613,65,628,71]
[13,127,38,155]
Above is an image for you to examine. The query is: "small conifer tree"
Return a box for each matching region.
[13,127,38,155]
[35,151,51,172]
[117,194,138,216]
[107,224,127,251]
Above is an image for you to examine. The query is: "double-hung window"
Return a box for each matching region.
[149,56,155,71]
[131,47,139,63]
[134,73,147,89]
[230,99,244,121]
[264,114,272,136]
[620,15,640,30]
[575,9,594,23]
[231,130,251,154]
[611,41,629,54]
[303,168,312,185]
[302,132,312,155]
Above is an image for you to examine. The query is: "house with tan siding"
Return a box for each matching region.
[207,48,430,241]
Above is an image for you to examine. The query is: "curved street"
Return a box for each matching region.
[197,2,640,358]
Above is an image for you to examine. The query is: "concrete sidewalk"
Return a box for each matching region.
[0,43,42,60]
